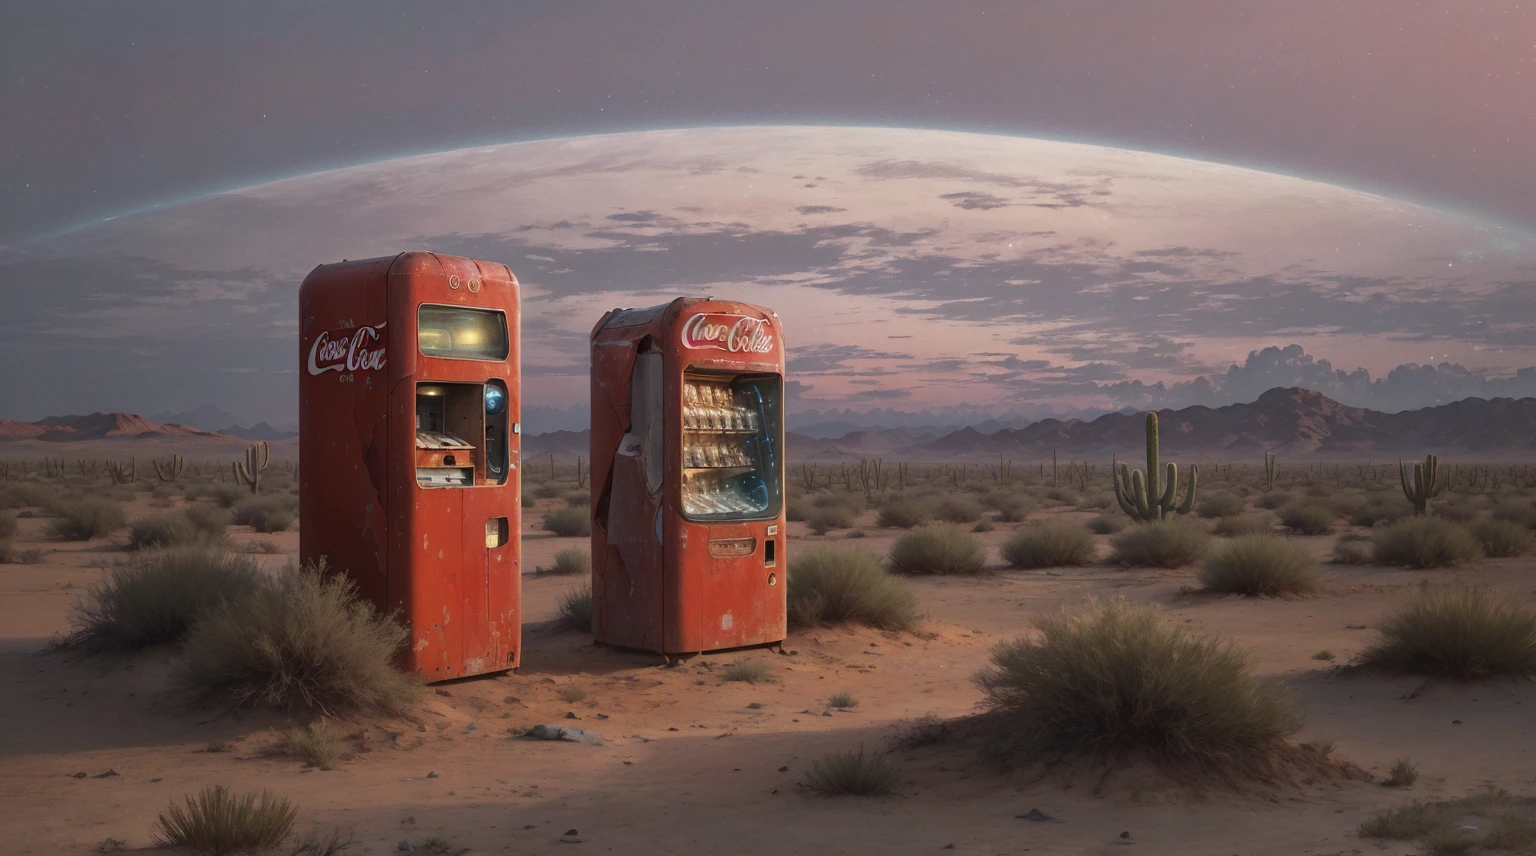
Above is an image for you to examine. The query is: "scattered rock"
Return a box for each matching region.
[71,772,87,779]
[465,723,477,731]
[564,829,578,836]
[1453,719,1463,725]
[526,724,605,746]
[92,769,119,779]
[426,771,439,779]
[595,713,609,720]
[1120,831,1131,839]
[435,689,453,697]
[746,702,764,710]
[1018,809,1053,822]
[564,712,580,720]
[778,766,788,772]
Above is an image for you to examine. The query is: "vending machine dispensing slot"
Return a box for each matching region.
[589,298,787,657]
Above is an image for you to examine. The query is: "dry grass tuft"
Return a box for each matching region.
[554,582,593,632]
[150,785,297,854]
[801,746,900,797]
[888,525,987,576]
[50,498,127,541]
[1359,586,1536,680]
[63,547,261,651]
[1001,520,1095,569]
[1360,789,1536,853]
[1108,519,1210,568]
[1199,534,1320,596]
[264,722,344,770]
[1372,518,1483,569]
[542,506,590,537]
[786,546,918,631]
[723,660,774,683]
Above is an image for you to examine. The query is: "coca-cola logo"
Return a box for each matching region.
[307,322,387,375]
[681,313,774,354]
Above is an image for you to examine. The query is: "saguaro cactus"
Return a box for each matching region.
[234,442,270,495]
[1113,412,1198,522]
[151,454,185,483]
[1399,453,1442,516]
[1263,452,1279,491]
[107,457,137,484]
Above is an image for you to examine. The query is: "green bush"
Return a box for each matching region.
[128,515,202,551]
[1077,492,1113,511]
[801,747,899,797]
[185,505,231,538]
[563,489,590,508]
[1469,517,1535,558]
[180,562,423,714]
[0,510,15,540]
[1433,499,1479,524]
[542,506,591,537]
[212,484,246,508]
[1330,534,1374,565]
[1372,518,1483,569]
[1045,487,1077,505]
[64,547,262,651]
[723,660,774,683]
[1001,521,1095,569]
[786,496,811,522]
[1196,491,1245,519]
[1108,519,1210,568]
[808,505,857,535]
[265,721,343,770]
[1278,503,1335,536]
[933,496,983,524]
[232,497,293,534]
[786,546,918,631]
[1256,491,1293,511]
[1360,586,1536,680]
[151,785,297,853]
[985,491,1034,523]
[1351,495,1416,527]
[1491,499,1536,529]
[554,582,593,632]
[888,525,987,576]
[49,498,127,541]
[1213,513,1274,537]
[546,547,591,575]
[975,599,1299,773]
[1199,534,1321,596]
[1086,513,1126,535]
[877,497,933,529]
[533,483,562,499]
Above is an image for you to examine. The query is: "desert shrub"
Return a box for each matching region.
[1382,758,1419,787]
[802,746,899,797]
[1108,519,1210,568]
[542,506,591,537]
[1433,499,1479,524]
[265,721,343,770]
[888,525,987,576]
[877,497,933,529]
[1213,513,1274,537]
[827,690,858,709]
[232,497,293,534]
[933,496,984,524]
[0,510,15,540]
[211,485,246,508]
[128,515,202,551]
[723,660,773,683]
[520,493,534,509]
[185,505,231,538]
[785,496,811,522]
[975,599,1299,773]
[1359,586,1536,680]
[180,562,423,714]
[786,546,918,631]
[1256,491,1293,511]
[1001,521,1095,569]
[985,491,1034,523]
[1278,503,1335,536]
[546,547,591,575]
[1325,492,1365,518]
[1077,491,1113,511]
[1199,534,1320,596]
[64,547,261,650]
[554,582,592,631]
[1352,495,1415,527]
[813,493,863,513]
[1491,499,1536,529]
[151,785,297,853]
[1359,789,1536,851]
[807,505,857,535]
[557,685,587,703]
[533,483,562,500]
[562,489,590,508]
[0,542,45,564]
[49,498,127,540]
[1303,484,1332,498]
[0,483,56,510]
[1469,517,1535,558]
[1372,518,1482,569]
[239,539,283,555]
[1330,534,1374,565]
[971,519,994,533]
[1086,514,1126,535]
[1196,491,1245,519]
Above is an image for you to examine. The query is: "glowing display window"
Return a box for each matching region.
[418,305,509,361]
[680,372,783,522]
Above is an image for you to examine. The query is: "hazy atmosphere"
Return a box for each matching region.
[3,1,1535,428]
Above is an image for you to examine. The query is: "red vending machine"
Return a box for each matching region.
[590,297,786,658]
[299,252,522,681]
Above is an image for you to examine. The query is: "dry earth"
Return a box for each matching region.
[2,485,1534,855]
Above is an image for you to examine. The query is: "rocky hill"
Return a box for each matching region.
[0,412,227,442]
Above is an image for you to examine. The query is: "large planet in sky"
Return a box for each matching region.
[4,126,1533,425]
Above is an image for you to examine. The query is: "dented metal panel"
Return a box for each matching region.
[590,297,787,655]
[300,252,521,682]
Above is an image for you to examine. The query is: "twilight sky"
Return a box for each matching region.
[2,2,1535,428]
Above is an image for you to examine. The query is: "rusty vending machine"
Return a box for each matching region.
[299,252,522,681]
[589,297,786,658]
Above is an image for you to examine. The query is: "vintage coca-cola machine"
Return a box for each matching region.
[590,297,786,657]
[299,251,522,681]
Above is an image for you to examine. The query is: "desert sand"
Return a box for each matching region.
[2,480,1533,856]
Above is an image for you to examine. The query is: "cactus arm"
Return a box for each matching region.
[1144,414,1160,517]
[1113,463,1140,519]
[1130,468,1151,520]
[1176,465,1199,515]
[1160,461,1178,512]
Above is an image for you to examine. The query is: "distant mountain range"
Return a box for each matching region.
[526,387,1536,461]
[0,412,227,442]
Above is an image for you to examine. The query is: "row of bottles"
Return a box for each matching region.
[683,472,766,515]
[684,382,759,432]
[684,437,751,469]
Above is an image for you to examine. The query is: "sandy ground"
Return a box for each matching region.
[2,491,1534,856]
